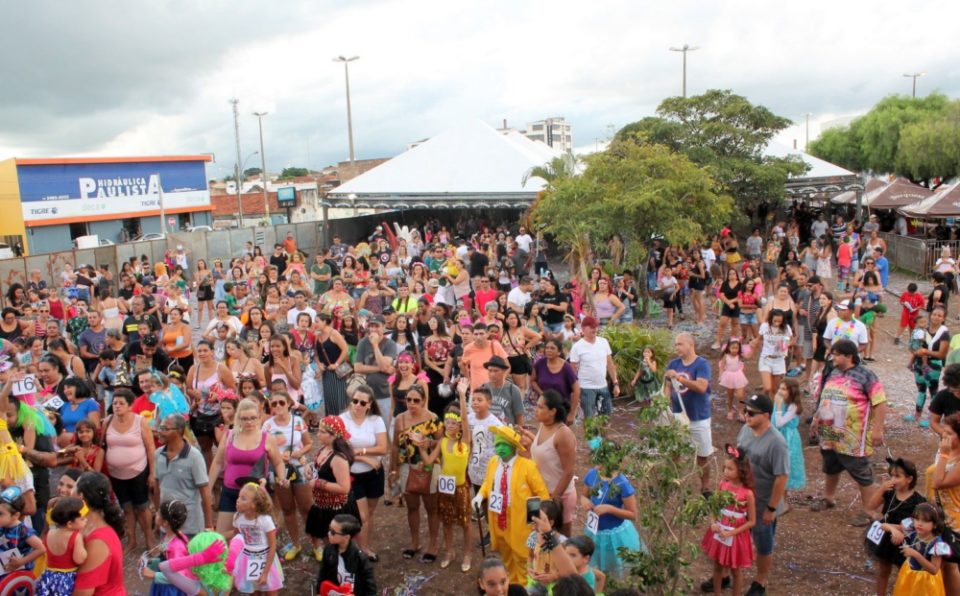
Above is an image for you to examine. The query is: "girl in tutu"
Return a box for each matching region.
[231,481,284,595]
[36,497,87,595]
[718,339,749,421]
[629,347,660,405]
[888,503,952,596]
[701,444,755,596]
[579,438,644,579]
[772,379,806,504]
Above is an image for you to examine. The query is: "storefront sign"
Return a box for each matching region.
[17,159,210,223]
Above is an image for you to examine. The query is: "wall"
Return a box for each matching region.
[89,220,124,244]
[27,224,73,253]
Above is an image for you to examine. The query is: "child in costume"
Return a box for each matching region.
[420,385,473,572]
[630,347,660,405]
[865,457,926,596]
[472,425,550,585]
[317,513,377,596]
[230,481,284,594]
[717,340,749,421]
[0,486,45,577]
[886,503,952,596]
[156,531,231,596]
[580,438,644,580]
[701,444,756,596]
[143,500,192,596]
[35,496,87,595]
[525,499,566,595]
[0,368,36,503]
[772,379,806,499]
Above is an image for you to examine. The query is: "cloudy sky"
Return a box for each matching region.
[2,0,958,178]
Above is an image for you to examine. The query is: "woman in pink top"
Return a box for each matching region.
[104,388,156,553]
[208,398,286,534]
[522,390,577,536]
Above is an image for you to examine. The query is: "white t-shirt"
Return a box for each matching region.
[823,316,869,347]
[287,306,317,326]
[569,336,612,389]
[515,233,533,253]
[758,323,792,360]
[507,286,531,310]
[467,410,503,485]
[205,316,243,336]
[340,413,387,473]
[234,513,275,553]
[701,248,716,271]
[262,415,307,455]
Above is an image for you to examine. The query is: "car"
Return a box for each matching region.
[187,225,213,233]
[132,233,165,242]
[73,237,115,248]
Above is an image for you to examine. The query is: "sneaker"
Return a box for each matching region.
[700,576,731,592]
[281,544,301,561]
[903,414,916,422]
[745,581,766,595]
[919,420,931,428]
[476,532,491,548]
[893,337,901,345]
[313,546,324,562]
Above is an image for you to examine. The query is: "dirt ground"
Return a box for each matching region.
[120,271,943,595]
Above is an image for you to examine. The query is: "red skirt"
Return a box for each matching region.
[700,524,754,569]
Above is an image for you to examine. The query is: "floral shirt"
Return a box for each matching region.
[816,364,886,457]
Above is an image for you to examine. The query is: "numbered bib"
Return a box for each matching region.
[713,524,734,547]
[866,521,885,546]
[12,375,36,396]
[585,511,600,534]
[44,396,64,411]
[488,492,504,514]
[438,475,457,495]
[244,551,269,582]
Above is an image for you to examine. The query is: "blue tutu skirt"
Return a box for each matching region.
[150,583,187,596]
[585,519,646,578]
[35,570,77,596]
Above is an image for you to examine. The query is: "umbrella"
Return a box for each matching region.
[830,178,886,204]
[864,178,932,210]
[901,182,960,218]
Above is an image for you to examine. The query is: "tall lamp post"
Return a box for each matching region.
[253,111,270,225]
[903,72,926,98]
[235,151,259,228]
[333,56,359,168]
[669,44,698,98]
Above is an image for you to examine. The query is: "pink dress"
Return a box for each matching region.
[701,481,755,568]
[718,355,748,390]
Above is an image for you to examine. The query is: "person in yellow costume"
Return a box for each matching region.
[472,425,550,585]
[0,362,32,488]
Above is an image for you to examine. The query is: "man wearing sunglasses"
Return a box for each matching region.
[155,414,214,537]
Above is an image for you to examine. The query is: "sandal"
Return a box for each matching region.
[461,558,472,573]
[402,548,421,560]
[440,557,452,569]
[810,498,836,512]
[420,552,438,564]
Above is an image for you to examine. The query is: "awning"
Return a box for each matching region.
[863,178,932,210]
[901,183,960,218]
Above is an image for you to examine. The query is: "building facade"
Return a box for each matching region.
[0,155,213,254]
[524,117,573,152]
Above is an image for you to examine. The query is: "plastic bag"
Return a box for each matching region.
[302,365,324,411]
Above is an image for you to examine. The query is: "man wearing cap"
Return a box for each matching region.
[481,356,524,426]
[720,394,789,596]
[570,316,619,419]
[424,279,440,304]
[354,315,399,422]
[823,299,869,353]
[811,339,886,513]
[472,426,549,585]
[862,214,880,235]
[463,323,510,392]
[665,332,713,492]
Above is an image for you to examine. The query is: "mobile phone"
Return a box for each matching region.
[526,497,541,524]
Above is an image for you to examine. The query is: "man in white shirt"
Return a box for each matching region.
[286,290,317,326]
[895,215,909,236]
[506,277,534,313]
[823,299,869,353]
[811,214,829,240]
[515,227,533,253]
[569,316,620,418]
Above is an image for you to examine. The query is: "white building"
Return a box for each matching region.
[525,117,573,152]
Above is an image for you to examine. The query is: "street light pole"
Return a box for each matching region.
[803,112,812,152]
[230,98,245,228]
[669,44,699,98]
[903,72,926,98]
[234,151,259,228]
[253,111,270,225]
[333,56,359,167]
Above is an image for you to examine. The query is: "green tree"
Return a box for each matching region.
[243,167,262,177]
[616,90,807,219]
[521,151,579,187]
[280,167,309,179]
[808,93,958,185]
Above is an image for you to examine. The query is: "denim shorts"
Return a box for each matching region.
[752,518,778,556]
[738,312,758,325]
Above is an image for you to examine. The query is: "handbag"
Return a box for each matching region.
[670,378,690,427]
[285,418,300,483]
[321,339,354,379]
[405,466,432,495]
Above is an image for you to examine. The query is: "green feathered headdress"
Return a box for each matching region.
[188,531,232,592]
[18,402,55,437]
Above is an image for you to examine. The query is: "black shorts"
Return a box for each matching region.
[820,449,874,486]
[508,354,532,375]
[219,485,240,513]
[721,305,740,318]
[110,466,150,509]
[352,467,385,500]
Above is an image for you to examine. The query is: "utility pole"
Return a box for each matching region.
[157,173,165,233]
[253,111,270,225]
[669,44,699,98]
[230,98,245,227]
[903,72,926,98]
[804,113,812,152]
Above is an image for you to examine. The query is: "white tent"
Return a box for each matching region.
[327,120,563,209]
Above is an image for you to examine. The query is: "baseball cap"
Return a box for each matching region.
[836,299,852,310]
[428,279,440,288]
[741,394,774,415]
[368,314,385,325]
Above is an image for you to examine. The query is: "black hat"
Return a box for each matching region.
[483,356,510,370]
[741,393,774,415]
[368,314,385,325]
[142,333,159,347]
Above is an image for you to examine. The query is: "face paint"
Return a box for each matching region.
[493,437,515,460]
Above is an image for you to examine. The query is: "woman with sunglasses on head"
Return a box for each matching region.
[340,384,389,561]
[389,385,443,563]
[263,390,313,562]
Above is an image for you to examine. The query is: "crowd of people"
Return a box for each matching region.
[0,210,953,595]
